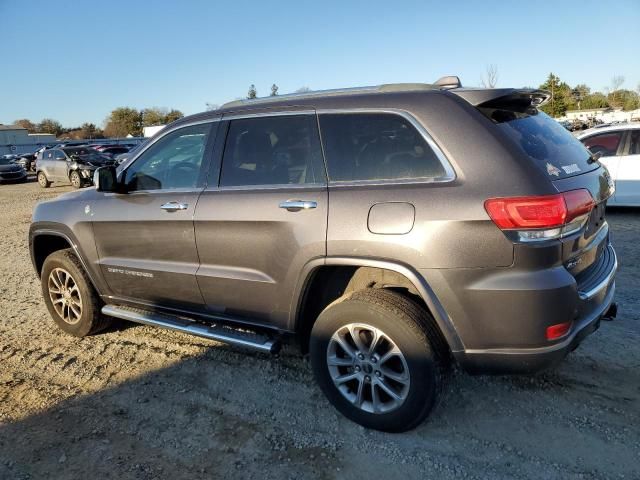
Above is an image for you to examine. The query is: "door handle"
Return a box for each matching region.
[279,200,317,212]
[161,201,188,212]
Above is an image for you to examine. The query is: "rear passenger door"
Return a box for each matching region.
[581,130,626,204]
[194,111,328,329]
[53,150,69,180]
[614,129,640,205]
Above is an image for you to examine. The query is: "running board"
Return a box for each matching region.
[101,305,280,354]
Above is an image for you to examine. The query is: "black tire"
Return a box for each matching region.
[69,170,82,189]
[310,289,447,432]
[37,171,50,188]
[41,249,111,337]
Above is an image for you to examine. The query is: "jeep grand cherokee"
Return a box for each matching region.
[30,77,618,432]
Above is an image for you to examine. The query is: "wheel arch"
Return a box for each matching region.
[290,257,464,354]
[29,228,103,295]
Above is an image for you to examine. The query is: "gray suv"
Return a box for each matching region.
[29,78,618,432]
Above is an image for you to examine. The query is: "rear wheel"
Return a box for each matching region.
[41,249,110,337]
[310,289,447,432]
[37,171,50,188]
[69,170,82,188]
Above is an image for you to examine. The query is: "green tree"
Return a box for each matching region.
[581,93,609,109]
[38,118,64,136]
[80,123,102,139]
[539,73,572,117]
[610,90,640,111]
[247,84,257,99]
[270,84,279,96]
[13,119,37,133]
[104,107,142,137]
[142,107,167,127]
[164,109,184,124]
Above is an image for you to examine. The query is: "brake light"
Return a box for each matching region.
[484,189,595,242]
[546,321,572,340]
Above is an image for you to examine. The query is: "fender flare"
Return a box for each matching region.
[290,256,464,353]
[29,226,105,295]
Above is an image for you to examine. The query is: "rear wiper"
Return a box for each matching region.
[587,150,602,164]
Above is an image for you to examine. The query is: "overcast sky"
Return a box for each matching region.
[1,0,639,126]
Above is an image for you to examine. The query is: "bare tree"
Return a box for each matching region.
[247,84,257,99]
[295,86,311,93]
[611,75,625,91]
[205,103,219,111]
[481,64,499,88]
[610,76,625,107]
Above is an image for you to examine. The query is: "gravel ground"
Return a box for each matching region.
[0,179,638,480]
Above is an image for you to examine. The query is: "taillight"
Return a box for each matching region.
[485,189,595,242]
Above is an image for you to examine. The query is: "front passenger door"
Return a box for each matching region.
[92,121,218,309]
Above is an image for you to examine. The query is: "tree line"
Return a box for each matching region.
[11,74,640,139]
[538,73,640,117]
[13,106,183,139]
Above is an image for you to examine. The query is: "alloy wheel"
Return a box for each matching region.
[326,323,410,414]
[48,267,83,324]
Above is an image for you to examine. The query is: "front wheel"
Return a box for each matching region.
[37,171,50,188]
[69,170,82,188]
[41,249,111,337]
[310,289,447,432]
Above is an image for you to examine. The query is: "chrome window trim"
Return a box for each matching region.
[222,110,316,121]
[316,108,456,185]
[118,118,220,171]
[215,182,327,192]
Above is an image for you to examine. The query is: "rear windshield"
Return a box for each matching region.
[479,107,597,179]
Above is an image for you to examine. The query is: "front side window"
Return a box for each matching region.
[54,150,66,161]
[124,123,212,191]
[219,115,325,187]
[582,131,624,157]
[318,113,446,182]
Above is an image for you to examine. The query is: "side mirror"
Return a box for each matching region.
[94,166,119,192]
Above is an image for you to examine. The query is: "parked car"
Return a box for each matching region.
[577,123,640,206]
[16,151,38,171]
[0,157,27,183]
[36,146,115,188]
[99,146,130,157]
[113,140,149,164]
[30,78,618,432]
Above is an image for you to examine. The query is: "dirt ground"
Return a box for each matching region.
[0,179,638,480]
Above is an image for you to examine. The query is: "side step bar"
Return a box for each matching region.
[102,305,280,354]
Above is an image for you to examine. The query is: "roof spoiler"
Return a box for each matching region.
[453,88,551,108]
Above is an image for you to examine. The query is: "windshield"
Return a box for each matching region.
[63,147,93,157]
[479,107,598,179]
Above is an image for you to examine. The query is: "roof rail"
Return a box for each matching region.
[220,77,462,109]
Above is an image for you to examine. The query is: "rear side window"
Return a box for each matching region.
[220,115,325,187]
[581,131,624,157]
[319,113,445,182]
[479,107,597,179]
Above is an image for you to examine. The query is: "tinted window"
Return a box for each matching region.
[43,151,54,160]
[318,113,445,182]
[54,150,66,160]
[630,130,640,155]
[124,123,212,191]
[63,147,93,157]
[220,115,325,187]
[480,107,597,178]
[581,131,624,157]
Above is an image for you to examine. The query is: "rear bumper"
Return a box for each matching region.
[427,244,618,374]
[460,279,615,374]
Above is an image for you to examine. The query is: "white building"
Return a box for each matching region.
[143,125,165,137]
[560,108,640,124]
[0,125,56,155]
